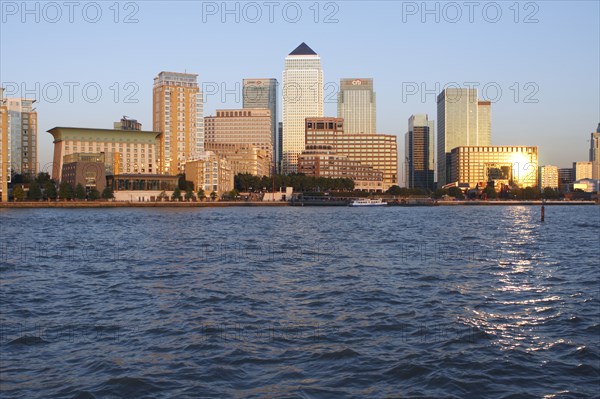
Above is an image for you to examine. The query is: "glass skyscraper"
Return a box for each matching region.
[337,78,376,135]
[243,78,278,172]
[405,114,435,190]
[437,88,491,186]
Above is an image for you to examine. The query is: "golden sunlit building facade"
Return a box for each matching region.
[153,72,204,175]
[449,146,538,189]
[305,117,398,190]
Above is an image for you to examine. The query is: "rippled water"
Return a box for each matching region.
[1,206,599,398]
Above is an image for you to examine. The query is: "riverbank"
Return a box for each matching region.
[0,201,289,208]
[0,200,597,208]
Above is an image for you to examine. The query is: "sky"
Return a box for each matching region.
[1,0,599,184]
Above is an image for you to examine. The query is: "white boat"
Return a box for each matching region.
[349,198,387,207]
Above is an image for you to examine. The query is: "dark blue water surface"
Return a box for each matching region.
[1,206,599,398]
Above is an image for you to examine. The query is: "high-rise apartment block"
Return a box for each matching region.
[405,114,435,190]
[558,168,574,192]
[589,124,600,182]
[243,79,278,170]
[6,97,38,178]
[337,78,376,135]
[282,43,323,174]
[153,71,204,175]
[204,109,273,175]
[305,117,398,190]
[573,161,592,181]
[449,146,538,189]
[539,165,559,190]
[0,88,9,201]
[437,89,491,186]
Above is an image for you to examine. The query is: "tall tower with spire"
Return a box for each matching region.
[282,42,323,174]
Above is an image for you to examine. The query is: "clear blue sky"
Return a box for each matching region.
[1,1,598,181]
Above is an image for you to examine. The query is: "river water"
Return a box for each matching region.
[0,206,599,398]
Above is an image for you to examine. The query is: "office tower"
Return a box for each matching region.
[305,117,398,190]
[204,109,273,175]
[590,124,600,181]
[205,142,271,178]
[539,165,559,189]
[0,88,8,201]
[47,126,161,181]
[558,168,574,192]
[5,97,37,179]
[282,42,323,174]
[243,79,278,170]
[405,114,434,190]
[278,122,283,173]
[437,88,491,186]
[337,78,376,135]
[153,71,204,175]
[298,145,384,191]
[448,146,538,189]
[573,161,592,181]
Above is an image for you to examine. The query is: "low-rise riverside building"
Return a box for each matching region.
[48,126,162,181]
[184,152,234,196]
[298,145,384,191]
[205,142,271,177]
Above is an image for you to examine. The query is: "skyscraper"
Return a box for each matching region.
[5,97,37,179]
[243,79,278,171]
[590,123,600,182]
[405,114,434,190]
[0,88,9,202]
[437,88,491,186]
[282,42,323,174]
[153,71,204,175]
[337,78,376,135]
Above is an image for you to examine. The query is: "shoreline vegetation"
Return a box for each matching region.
[0,200,596,208]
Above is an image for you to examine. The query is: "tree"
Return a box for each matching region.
[59,182,74,201]
[27,181,42,201]
[44,180,57,200]
[185,188,195,201]
[12,185,25,201]
[543,187,560,200]
[210,191,217,201]
[447,186,464,199]
[386,185,402,195]
[197,188,206,201]
[75,183,86,200]
[229,189,240,200]
[432,188,448,199]
[157,190,167,201]
[483,186,497,199]
[102,186,114,200]
[172,187,182,201]
[88,188,100,200]
[35,172,51,185]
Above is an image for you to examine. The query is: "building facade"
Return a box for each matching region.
[449,146,538,189]
[204,108,273,174]
[205,142,270,177]
[282,43,323,174]
[437,88,491,186]
[243,79,278,169]
[337,78,376,135]
[305,118,398,190]
[114,117,142,131]
[61,160,106,194]
[0,88,9,201]
[6,98,37,178]
[558,168,574,192]
[153,71,204,175]
[298,145,384,191]
[590,124,600,182]
[184,152,234,196]
[573,161,593,181]
[48,127,161,182]
[405,114,434,190]
[538,165,559,190]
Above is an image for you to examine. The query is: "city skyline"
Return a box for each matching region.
[2,2,598,180]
